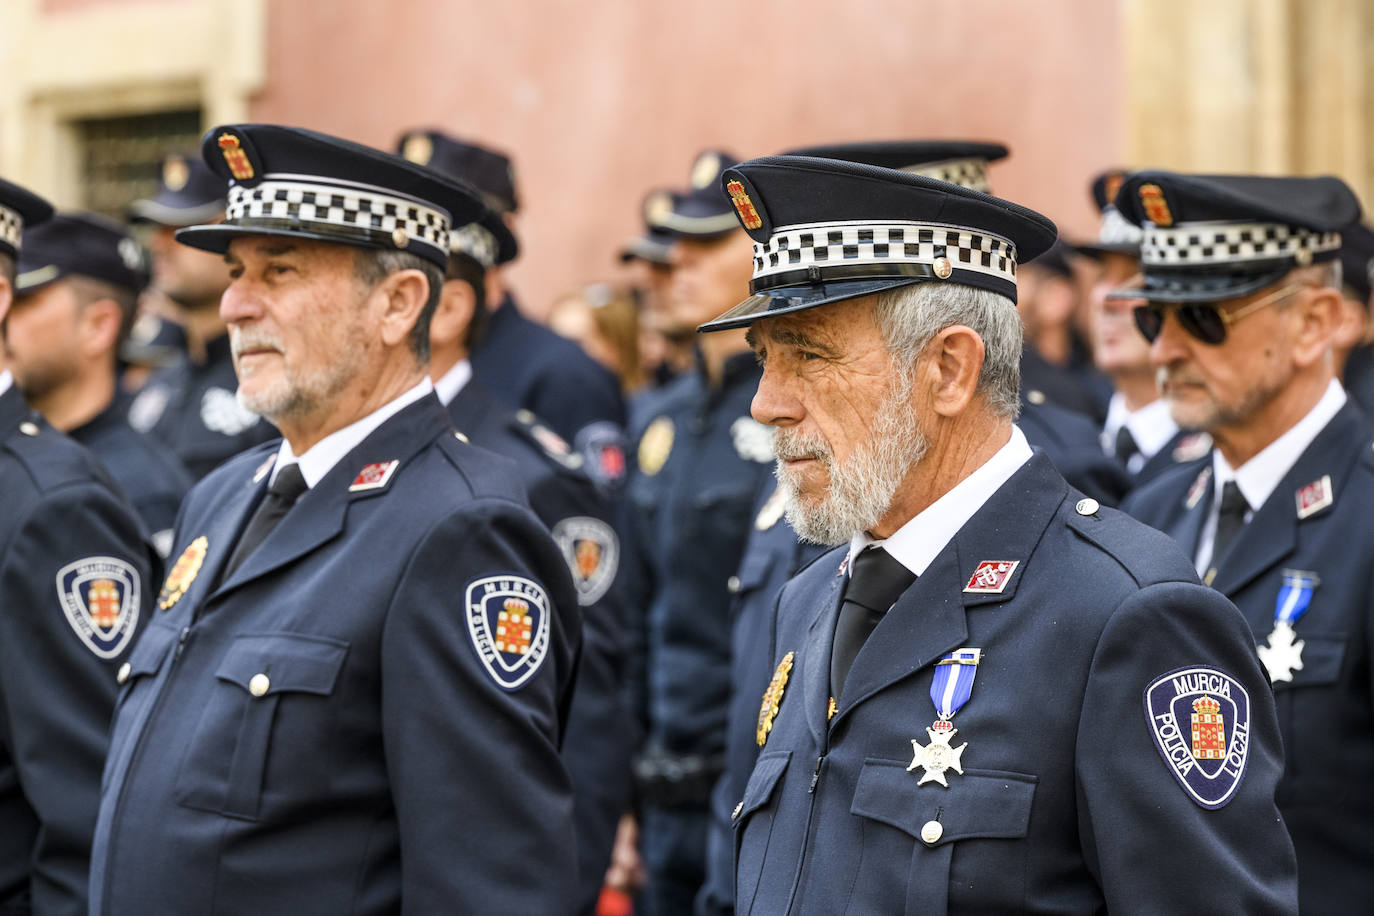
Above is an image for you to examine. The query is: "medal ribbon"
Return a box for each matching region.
[931,648,981,719]
[1274,571,1317,627]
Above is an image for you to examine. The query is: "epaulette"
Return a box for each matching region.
[1065,500,1199,588]
[510,409,586,473]
[3,413,105,493]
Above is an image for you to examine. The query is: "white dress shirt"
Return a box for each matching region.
[432,359,473,408]
[0,369,12,398]
[1101,393,1179,474]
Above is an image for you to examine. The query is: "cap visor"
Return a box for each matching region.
[1071,241,1140,260]
[619,236,672,265]
[14,263,66,293]
[1106,267,1289,303]
[698,277,923,332]
[128,198,226,227]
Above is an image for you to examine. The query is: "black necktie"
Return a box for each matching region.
[1114,425,1140,465]
[222,462,308,580]
[830,547,916,700]
[1210,481,1249,570]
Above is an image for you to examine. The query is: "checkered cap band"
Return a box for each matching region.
[751,220,1017,286]
[0,202,21,252]
[450,222,497,267]
[1098,207,1143,247]
[225,176,450,255]
[1141,221,1340,268]
[902,158,990,193]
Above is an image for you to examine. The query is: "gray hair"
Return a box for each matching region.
[872,281,1023,419]
[352,248,444,362]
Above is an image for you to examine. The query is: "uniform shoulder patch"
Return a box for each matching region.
[1143,666,1250,809]
[465,574,551,690]
[551,517,619,606]
[56,557,141,658]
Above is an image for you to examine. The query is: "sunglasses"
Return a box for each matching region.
[1132,282,1308,345]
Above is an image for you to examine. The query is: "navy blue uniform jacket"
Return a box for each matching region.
[1124,400,1374,913]
[447,379,632,915]
[734,454,1295,914]
[0,386,153,916]
[90,394,583,915]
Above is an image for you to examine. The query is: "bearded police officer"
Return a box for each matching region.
[126,150,274,480]
[6,213,192,552]
[428,202,632,915]
[0,180,154,915]
[701,156,1295,914]
[89,126,582,914]
[1116,171,1370,912]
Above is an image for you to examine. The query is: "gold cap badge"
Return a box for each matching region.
[1138,183,1172,227]
[218,134,255,181]
[726,180,763,230]
[163,155,190,192]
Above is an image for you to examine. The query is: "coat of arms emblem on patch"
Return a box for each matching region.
[56,557,141,658]
[466,575,551,690]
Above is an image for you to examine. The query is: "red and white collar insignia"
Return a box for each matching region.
[837,554,850,577]
[1185,467,1212,510]
[349,459,399,492]
[1173,432,1213,463]
[963,560,1019,594]
[252,453,277,484]
[1295,474,1333,519]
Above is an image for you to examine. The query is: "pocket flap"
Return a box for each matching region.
[735,751,791,824]
[214,633,348,696]
[126,622,180,679]
[851,758,1036,846]
[1276,633,1346,688]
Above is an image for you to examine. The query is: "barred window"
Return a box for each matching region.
[76,109,202,219]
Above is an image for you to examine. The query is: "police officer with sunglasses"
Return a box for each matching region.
[1117,171,1373,913]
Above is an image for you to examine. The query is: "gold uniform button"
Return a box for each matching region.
[19,421,39,436]
[249,673,271,697]
[116,662,131,685]
[727,575,741,594]
[1075,497,1100,516]
[933,256,953,279]
[920,820,943,844]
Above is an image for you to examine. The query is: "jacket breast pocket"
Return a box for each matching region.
[733,750,790,916]
[174,632,348,821]
[1273,633,1346,800]
[849,759,1037,916]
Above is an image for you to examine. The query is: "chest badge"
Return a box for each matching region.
[908,647,981,786]
[1186,466,1212,510]
[159,536,208,610]
[1257,570,1317,683]
[908,721,967,787]
[638,416,674,476]
[963,560,1018,594]
[756,651,794,747]
[1294,475,1333,519]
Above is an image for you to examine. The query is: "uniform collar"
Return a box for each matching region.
[432,359,473,407]
[847,424,1033,576]
[272,378,434,488]
[1102,392,1178,460]
[1212,378,1346,512]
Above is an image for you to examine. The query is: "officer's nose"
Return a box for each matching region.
[219,276,262,327]
[751,358,802,429]
[1148,308,1193,368]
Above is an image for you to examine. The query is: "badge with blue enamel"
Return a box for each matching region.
[1257,570,1318,683]
[1144,666,1250,809]
[908,648,981,786]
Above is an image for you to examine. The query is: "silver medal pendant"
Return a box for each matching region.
[1257,620,1305,683]
[907,718,966,787]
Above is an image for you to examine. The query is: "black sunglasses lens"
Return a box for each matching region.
[1178,305,1227,345]
[1133,305,1164,342]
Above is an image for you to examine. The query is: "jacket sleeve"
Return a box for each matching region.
[0,482,153,916]
[1076,579,1297,913]
[379,498,582,914]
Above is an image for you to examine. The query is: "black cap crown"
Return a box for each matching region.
[0,177,54,260]
[16,212,149,295]
[128,151,228,227]
[783,140,1008,193]
[176,124,488,270]
[397,129,519,215]
[698,156,1058,332]
[1110,171,1361,302]
[1339,223,1374,304]
[644,150,742,240]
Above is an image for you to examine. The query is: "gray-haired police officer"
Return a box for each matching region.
[1117,171,1370,913]
[0,178,154,915]
[701,155,1295,913]
[89,125,582,914]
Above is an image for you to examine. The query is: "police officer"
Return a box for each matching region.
[618,148,776,914]
[6,212,192,553]
[1074,169,1204,486]
[126,151,275,480]
[1116,171,1369,912]
[397,128,628,491]
[429,204,632,915]
[1335,222,1374,411]
[623,192,693,387]
[90,125,582,914]
[0,179,154,915]
[701,155,1295,913]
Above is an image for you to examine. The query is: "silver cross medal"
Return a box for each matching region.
[1257,621,1305,683]
[907,719,966,787]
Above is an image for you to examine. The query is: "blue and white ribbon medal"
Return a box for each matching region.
[1257,570,1317,683]
[907,647,981,786]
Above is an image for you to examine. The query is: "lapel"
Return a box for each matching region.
[213,395,450,597]
[193,451,276,600]
[800,555,847,748]
[1211,402,1365,595]
[830,453,1068,725]
[1169,462,1213,565]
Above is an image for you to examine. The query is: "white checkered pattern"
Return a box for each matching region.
[0,202,21,252]
[752,220,1017,286]
[1142,221,1340,267]
[450,222,498,267]
[226,176,450,254]
[903,158,991,193]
